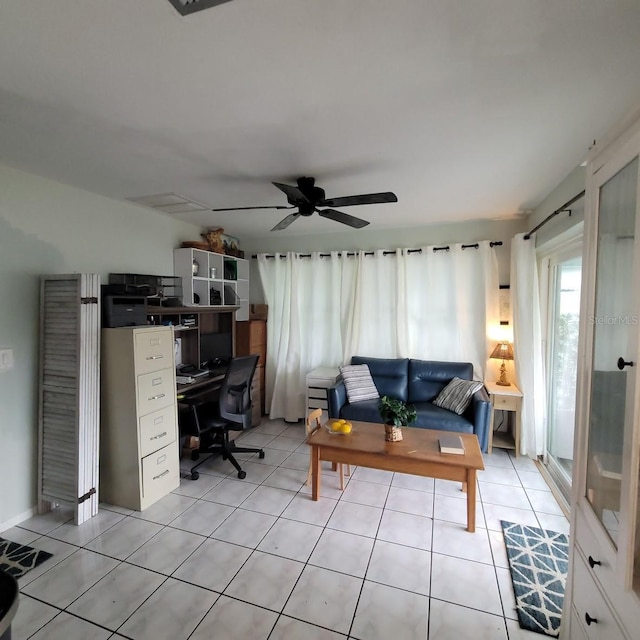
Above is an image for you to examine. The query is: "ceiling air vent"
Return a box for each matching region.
[127,193,210,214]
[167,0,234,16]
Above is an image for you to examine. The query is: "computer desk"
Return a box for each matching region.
[176,370,226,401]
[176,371,227,448]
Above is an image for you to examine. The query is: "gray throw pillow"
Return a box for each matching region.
[433,377,483,415]
[339,364,380,403]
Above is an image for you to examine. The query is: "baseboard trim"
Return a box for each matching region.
[535,458,571,518]
[0,505,37,534]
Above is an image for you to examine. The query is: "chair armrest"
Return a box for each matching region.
[327,381,347,419]
[469,386,491,453]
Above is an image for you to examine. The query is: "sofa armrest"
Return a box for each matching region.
[327,381,347,419]
[469,386,491,453]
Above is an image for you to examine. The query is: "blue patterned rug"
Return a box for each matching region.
[0,537,53,579]
[501,521,568,637]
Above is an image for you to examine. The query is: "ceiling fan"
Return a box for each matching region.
[211,177,398,231]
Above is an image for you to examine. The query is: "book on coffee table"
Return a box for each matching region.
[439,434,465,455]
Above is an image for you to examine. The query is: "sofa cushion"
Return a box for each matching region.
[411,402,474,433]
[408,360,474,403]
[340,398,383,424]
[433,377,484,415]
[339,364,380,403]
[352,356,409,401]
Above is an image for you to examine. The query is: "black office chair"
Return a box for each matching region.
[184,354,264,480]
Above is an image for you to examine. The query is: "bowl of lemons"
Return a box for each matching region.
[327,419,353,435]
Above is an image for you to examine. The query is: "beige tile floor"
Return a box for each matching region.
[3,419,568,640]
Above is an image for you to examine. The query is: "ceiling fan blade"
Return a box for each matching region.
[317,208,370,229]
[211,205,294,212]
[272,182,310,203]
[320,192,398,208]
[271,213,300,232]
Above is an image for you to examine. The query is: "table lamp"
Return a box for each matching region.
[490,341,514,386]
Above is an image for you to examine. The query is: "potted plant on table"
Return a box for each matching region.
[379,396,417,442]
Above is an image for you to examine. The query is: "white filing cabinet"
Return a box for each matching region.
[100,326,180,511]
[306,367,340,420]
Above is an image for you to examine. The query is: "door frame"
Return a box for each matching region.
[537,225,583,503]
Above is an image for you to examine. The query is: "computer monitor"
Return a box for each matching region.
[199,332,233,369]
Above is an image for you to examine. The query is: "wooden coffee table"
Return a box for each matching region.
[307,421,484,532]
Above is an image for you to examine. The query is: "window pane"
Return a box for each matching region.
[586,156,638,546]
[547,257,581,486]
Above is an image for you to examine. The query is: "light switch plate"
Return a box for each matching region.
[0,348,14,370]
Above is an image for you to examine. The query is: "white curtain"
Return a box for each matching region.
[258,243,500,421]
[511,233,547,457]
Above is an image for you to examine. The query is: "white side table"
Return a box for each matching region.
[306,367,340,420]
[485,381,523,457]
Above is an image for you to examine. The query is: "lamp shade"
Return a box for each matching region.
[490,342,514,361]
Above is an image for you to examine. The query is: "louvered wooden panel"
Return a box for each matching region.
[38,274,100,525]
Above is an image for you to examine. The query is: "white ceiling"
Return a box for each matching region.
[1,0,640,239]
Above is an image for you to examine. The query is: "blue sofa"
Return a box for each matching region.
[327,356,491,452]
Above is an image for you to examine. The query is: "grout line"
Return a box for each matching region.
[17,419,562,640]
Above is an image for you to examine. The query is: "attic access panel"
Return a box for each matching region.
[167,0,233,16]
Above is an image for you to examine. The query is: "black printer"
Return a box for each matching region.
[102,294,147,328]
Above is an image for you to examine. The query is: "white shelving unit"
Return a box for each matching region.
[174,248,249,321]
[306,367,340,423]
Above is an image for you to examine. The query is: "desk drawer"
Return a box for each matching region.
[493,395,519,411]
[141,442,179,502]
[139,406,177,458]
[134,329,174,375]
[137,367,175,415]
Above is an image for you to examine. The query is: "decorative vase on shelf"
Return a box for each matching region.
[379,396,417,443]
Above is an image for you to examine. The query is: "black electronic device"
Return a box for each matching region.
[102,294,147,328]
[199,332,233,369]
[177,364,209,379]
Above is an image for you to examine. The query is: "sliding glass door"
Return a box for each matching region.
[543,243,582,502]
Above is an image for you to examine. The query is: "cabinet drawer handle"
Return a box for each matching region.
[588,555,601,569]
[153,469,170,480]
[584,612,598,626]
[617,357,634,370]
[146,355,164,360]
[149,393,165,401]
[150,431,167,441]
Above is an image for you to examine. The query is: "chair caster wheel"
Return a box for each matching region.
[190,471,199,481]
[237,470,247,480]
[259,451,265,459]
[191,452,199,461]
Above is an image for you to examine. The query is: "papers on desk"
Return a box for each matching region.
[176,375,195,384]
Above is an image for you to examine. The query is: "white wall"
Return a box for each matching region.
[0,164,201,528]
[527,165,586,247]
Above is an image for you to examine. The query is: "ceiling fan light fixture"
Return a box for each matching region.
[167,0,234,17]
[212,176,397,232]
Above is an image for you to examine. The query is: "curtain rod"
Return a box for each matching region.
[251,241,503,259]
[523,190,585,240]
